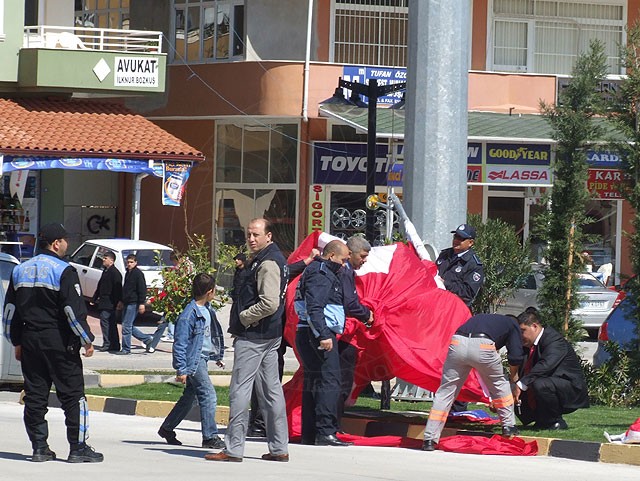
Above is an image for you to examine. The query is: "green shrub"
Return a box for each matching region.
[583,342,640,407]
[468,214,532,314]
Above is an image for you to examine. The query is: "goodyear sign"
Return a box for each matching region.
[486,143,551,165]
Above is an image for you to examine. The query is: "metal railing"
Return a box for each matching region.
[23,25,163,54]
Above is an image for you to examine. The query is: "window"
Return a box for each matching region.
[0,0,5,41]
[490,0,625,75]
[215,120,299,255]
[70,243,98,267]
[172,0,244,64]
[216,122,298,184]
[75,0,130,30]
[333,0,408,66]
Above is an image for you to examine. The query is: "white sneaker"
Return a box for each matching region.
[161,336,174,343]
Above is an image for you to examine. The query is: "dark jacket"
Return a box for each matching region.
[338,261,370,322]
[172,299,225,376]
[456,314,525,366]
[228,242,288,340]
[122,266,147,305]
[3,250,93,347]
[519,326,589,410]
[436,247,484,307]
[297,256,344,341]
[92,264,122,311]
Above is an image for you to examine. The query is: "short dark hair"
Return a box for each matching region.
[103,250,116,261]
[518,307,541,326]
[193,273,216,299]
[126,254,137,262]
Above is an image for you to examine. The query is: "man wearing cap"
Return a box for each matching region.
[435,223,484,309]
[3,223,103,463]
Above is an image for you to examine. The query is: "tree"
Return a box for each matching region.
[535,40,608,341]
[468,214,532,314]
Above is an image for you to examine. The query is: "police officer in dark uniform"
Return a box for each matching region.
[436,223,484,412]
[3,223,103,463]
[436,223,484,309]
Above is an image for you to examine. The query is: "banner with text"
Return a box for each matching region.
[162,161,191,206]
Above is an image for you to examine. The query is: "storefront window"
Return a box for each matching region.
[215,188,297,256]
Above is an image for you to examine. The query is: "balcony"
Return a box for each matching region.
[18,25,166,94]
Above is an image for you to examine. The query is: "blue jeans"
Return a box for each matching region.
[160,357,219,439]
[121,304,152,353]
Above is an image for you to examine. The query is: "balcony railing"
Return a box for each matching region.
[23,25,163,54]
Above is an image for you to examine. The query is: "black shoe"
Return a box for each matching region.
[95,346,110,352]
[32,447,56,462]
[535,419,568,431]
[202,436,225,449]
[502,425,520,437]
[247,425,267,437]
[67,444,103,463]
[422,440,436,452]
[115,350,131,356]
[158,427,182,445]
[314,434,352,446]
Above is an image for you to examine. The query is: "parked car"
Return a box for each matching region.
[68,239,173,301]
[0,252,22,384]
[593,296,639,367]
[496,264,623,336]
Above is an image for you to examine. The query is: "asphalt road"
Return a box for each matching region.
[0,394,637,481]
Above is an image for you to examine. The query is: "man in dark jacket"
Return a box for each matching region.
[117,254,152,355]
[3,223,103,463]
[337,235,374,426]
[92,250,122,352]
[422,314,523,451]
[205,218,289,463]
[435,223,484,309]
[514,309,589,430]
[295,240,352,447]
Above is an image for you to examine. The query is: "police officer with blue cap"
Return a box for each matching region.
[435,223,484,310]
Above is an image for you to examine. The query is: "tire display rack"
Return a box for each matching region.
[329,192,399,245]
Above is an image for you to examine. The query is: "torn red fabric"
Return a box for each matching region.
[437,435,538,456]
[283,232,487,439]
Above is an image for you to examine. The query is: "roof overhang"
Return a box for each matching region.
[319,104,623,143]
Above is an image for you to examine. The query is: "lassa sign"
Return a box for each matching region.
[486,166,552,184]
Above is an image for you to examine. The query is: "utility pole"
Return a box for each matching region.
[404,0,470,253]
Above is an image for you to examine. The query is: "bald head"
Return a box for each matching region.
[322,240,349,266]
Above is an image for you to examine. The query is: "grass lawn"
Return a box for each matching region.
[84,383,640,443]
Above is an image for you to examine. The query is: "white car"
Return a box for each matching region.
[496,265,622,336]
[68,239,173,300]
[0,253,22,384]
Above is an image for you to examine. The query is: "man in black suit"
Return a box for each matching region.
[92,250,122,352]
[514,309,589,430]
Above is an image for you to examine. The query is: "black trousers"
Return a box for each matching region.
[21,329,87,450]
[295,327,341,442]
[99,309,120,351]
[517,377,577,426]
[336,340,358,427]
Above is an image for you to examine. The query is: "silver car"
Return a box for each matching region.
[497,265,622,335]
[0,253,22,384]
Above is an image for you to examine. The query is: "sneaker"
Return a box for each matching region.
[202,436,226,449]
[67,444,103,463]
[146,343,155,353]
[115,350,131,356]
[158,427,182,446]
[32,446,56,462]
[161,335,174,343]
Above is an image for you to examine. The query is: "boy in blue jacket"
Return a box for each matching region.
[158,273,226,449]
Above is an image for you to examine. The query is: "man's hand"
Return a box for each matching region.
[138,304,146,315]
[512,383,522,404]
[304,248,320,265]
[364,312,374,328]
[176,374,187,384]
[83,344,94,358]
[14,345,21,362]
[319,339,333,351]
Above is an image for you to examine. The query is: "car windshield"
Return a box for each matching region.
[122,249,173,270]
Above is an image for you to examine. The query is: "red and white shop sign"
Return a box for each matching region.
[587,169,624,199]
[485,165,552,184]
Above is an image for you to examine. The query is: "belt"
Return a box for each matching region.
[455,331,491,340]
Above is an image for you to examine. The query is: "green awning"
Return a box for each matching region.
[319,104,623,143]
